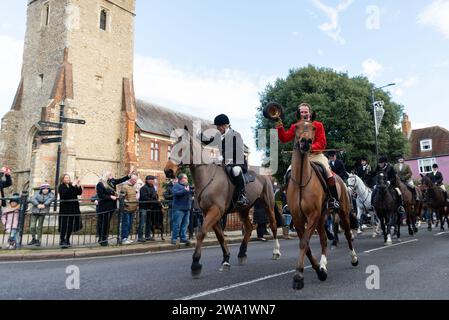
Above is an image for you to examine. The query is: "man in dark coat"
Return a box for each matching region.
[371,156,405,214]
[427,164,447,203]
[138,175,159,241]
[356,157,372,184]
[96,167,134,246]
[202,114,249,207]
[163,178,177,234]
[328,151,349,183]
[0,166,13,208]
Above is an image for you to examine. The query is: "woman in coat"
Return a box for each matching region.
[96,167,134,246]
[58,174,83,248]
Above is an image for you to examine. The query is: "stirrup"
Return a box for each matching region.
[328,198,340,210]
[237,194,249,206]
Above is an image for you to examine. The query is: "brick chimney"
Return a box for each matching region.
[402,113,412,139]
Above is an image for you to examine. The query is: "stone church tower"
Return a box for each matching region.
[0,0,137,192]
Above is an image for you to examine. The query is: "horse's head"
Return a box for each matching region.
[294,120,316,154]
[347,174,358,193]
[164,126,192,179]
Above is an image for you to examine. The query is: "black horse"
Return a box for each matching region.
[372,173,401,245]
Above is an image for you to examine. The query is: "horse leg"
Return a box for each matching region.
[265,205,281,260]
[407,211,414,236]
[293,213,320,290]
[315,214,329,281]
[292,214,308,290]
[331,213,339,247]
[237,210,252,266]
[339,210,359,267]
[191,205,222,278]
[439,208,445,232]
[379,215,388,245]
[385,214,393,246]
[212,223,231,272]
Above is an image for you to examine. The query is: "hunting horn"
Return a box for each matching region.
[263,102,285,122]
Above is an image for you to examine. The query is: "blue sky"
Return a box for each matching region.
[1,0,449,165]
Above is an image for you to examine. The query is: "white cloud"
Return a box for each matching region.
[312,0,354,45]
[317,49,324,56]
[362,58,383,80]
[0,35,23,119]
[390,76,419,98]
[418,0,449,39]
[134,54,277,165]
[292,31,300,37]
[403,76,419,88]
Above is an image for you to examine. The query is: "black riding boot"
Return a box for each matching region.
[235,173,249,207]
[327,176,340,210]
[397,193,406,215]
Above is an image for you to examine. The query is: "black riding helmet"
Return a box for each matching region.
[214,114,230,126]
[378,156,388,164]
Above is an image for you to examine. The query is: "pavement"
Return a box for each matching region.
[0,230,254,262]
[1,225,449,300]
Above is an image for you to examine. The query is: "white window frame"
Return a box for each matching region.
[420,139,432,152]
[418,158,437,174]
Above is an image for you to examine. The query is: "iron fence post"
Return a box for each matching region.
[117,191,125,245]
[18,191,29,248]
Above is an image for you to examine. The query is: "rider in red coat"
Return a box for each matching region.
[276,103,340,209]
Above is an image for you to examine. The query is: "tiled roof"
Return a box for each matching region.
[408,126,449,159]
[135,99,213,137]
[135,99,249,153]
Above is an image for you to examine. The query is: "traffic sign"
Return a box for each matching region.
[41,137,62,144]
[38,121,62,129]
[60,117,86,125]
[38,130,63,137]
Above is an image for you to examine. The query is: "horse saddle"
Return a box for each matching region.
[310,162,329,194]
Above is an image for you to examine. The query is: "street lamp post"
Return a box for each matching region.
[372,83,396,161]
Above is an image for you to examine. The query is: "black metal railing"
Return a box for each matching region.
[0,191,244,250]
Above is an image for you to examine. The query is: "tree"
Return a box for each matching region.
[255,65,409,182]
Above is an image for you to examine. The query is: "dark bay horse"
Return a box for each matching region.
[288,120,358,291]
[420,175,448,231]
[164,128,281,278]
[396,178,416,236]
[372,173,401,245]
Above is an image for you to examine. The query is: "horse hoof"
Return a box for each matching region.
[219,262,231,272]
[272,253,281,261]
[440,227,445,232]
[408,229,414,236]
[414,227,418,233]
[331,241,338,247]
[238,256,247,266]
[292,275,304,290]
[191,264,203,278]
[316,268,328,282]
[351,259,359,267]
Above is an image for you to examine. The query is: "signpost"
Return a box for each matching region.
[38,121,62,129]
[38,101,86,210]
[37,130,63,137]
[41,137,63,144]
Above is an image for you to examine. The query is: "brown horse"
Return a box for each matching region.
[164,128,281,278]
[420,175,448,231]
[395,177,415,237]
[288,120,358,290]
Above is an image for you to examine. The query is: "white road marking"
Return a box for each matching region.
[178,266,312,301]
[364,239,419,254]
[435,231,449,237]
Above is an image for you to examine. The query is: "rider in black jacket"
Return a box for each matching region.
[371,156,405,214]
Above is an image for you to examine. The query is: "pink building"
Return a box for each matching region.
[402,114,449,184]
